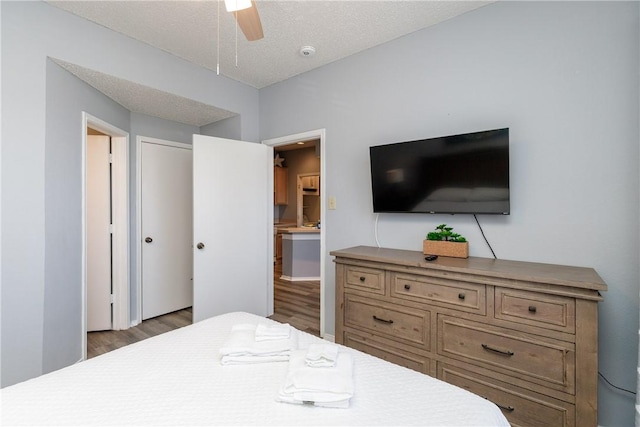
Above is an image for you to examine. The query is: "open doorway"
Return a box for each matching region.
[263,130,326,338]
[82,113,130,360]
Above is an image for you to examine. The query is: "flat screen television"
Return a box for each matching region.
[369,128,510,215]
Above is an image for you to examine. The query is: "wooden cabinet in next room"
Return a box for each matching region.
[274,166,288,205]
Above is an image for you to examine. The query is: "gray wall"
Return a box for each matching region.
[259,2,639,425]
[43,60,132,374]
[132,113,200,146]
[2,1,639,425]
[201,115,242,140]
[1,1,259,387]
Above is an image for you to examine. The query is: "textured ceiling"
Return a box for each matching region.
[47,1,493,126]
[53,59,236,127]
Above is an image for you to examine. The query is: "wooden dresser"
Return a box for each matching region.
[332,246,607,427]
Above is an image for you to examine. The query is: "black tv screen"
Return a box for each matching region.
[369,128,510,215]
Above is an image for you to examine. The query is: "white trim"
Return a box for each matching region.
[267,148,275,316]
[322,334,335,343]
[280,275,321,282]
[262,129,327,338]
[111,136,129,331]
[81,118,87,361]
[135,135,192,326]
[81,113,130,360]
[281,232,320,241]
[137,135,192,150]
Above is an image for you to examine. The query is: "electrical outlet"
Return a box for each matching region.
[328,196,337,210]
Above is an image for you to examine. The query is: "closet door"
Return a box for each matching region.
[141,141,193,320]
[86,135,112,331]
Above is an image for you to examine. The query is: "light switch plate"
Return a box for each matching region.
[328,196,337,210]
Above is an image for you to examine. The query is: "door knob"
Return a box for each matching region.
[197,242,205,250]
[145,237,153,243]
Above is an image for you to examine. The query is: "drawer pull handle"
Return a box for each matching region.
[528,305,537,313]
[458,293,466,300]
[359,276,366,282]
[404,284,411,290]
[482,396,515,413]
[372,315,394,324]
[496,403,515,413]
[481,343,514,357]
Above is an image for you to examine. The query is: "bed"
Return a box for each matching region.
[1,312,509,426]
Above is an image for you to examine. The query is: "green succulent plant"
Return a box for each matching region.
[426,224,467,243]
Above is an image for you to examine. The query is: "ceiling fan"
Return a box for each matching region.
[224,0,264,41]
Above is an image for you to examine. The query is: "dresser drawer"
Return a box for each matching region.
[495,288,575,333]
[333,247,604,427]
[344,294,430,349]
[391,273,486,315]
[344,331,430,374]
[438,316,574,393]
[345,266,385,295]
[438,363,575,427]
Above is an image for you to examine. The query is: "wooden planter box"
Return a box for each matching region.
[423,240,469,259]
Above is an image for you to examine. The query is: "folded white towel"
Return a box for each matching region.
[255,323,291,342]
[305,343,339,367]
[220,354,290,365]
[277,349,354,408]
[276,393,350,409]
[220,324,297,365]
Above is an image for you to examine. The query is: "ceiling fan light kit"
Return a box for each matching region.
[224,0,252,12]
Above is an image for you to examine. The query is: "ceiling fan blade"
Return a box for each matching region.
[234,0,264,41]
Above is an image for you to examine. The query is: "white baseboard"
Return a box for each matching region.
[322,333,335,343]
[280,275,321,282]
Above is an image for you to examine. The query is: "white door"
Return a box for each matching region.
[141,142,193,320]
[192,135,273,323]
[87,135,112,331]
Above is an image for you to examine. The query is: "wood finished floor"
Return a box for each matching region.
[87,263,320,358]
[87,307,193,358]
[270,263,320,336]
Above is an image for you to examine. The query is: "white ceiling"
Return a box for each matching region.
[47,0,493,126]
[52,58,237,126]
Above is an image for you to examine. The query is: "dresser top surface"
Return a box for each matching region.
[331,246,607,293]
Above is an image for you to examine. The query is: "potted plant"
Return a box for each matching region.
[423,224,469,259]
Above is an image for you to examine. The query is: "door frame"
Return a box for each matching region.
[135,136,193,326]
[262,129,327,339]
[81,112,130,360]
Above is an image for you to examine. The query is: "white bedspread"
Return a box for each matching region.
[1,312,510,426]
